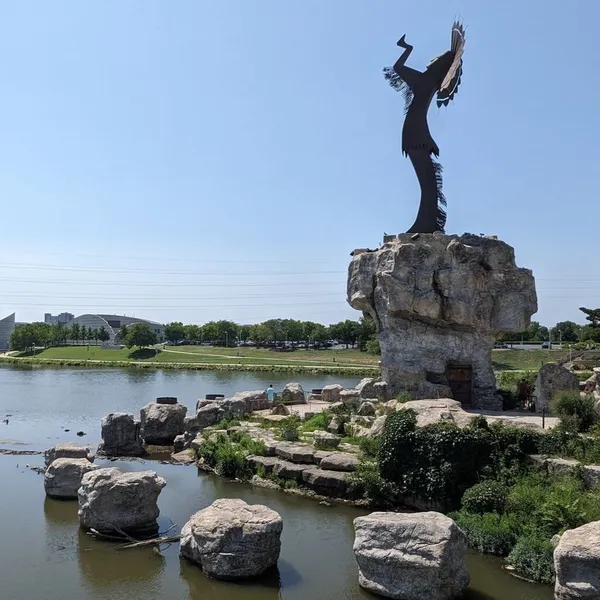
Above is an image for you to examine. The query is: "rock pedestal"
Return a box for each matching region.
[44,458,99,499]
[554,521,600,599]
[78,468,166,535]
[353,511,470,600]
[44,443,92,466]
[348,234,537,410]
[140,401,187,445]
[180,498,283,580]
[98,413,145,457]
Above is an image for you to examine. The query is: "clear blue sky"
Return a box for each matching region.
[0,1,598,327]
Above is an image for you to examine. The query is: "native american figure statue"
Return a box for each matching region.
[384,22,465,233]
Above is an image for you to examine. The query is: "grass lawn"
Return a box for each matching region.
[12,345,377,369]
[491,349,569,371]
[5,346,572,373]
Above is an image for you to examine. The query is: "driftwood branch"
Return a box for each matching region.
[119,535,181,550]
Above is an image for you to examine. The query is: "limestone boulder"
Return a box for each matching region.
[368,415,388,437]
[313,430,341,449]
[281,383,306,404]
[44,458,99,499]
[319,452,359,472]
[173,434,186,453]
[373,381,390,401]
[270,403,290,416]
[229,390,269,412]
[358,401,376,416]
[347,233,537,410]
[179,498,283,580]
[353,511,470,600]
[78,468,166,535]
[322,384,343,403]
[140,401,187,445]
[196,403,222,429]
[555,521,600,599]
[328,415,345,434]
[45,443,92,466]
[356,378,378,399]
[340,389,360,407]
[534,364,581,412]
[97,413,145,457]
[218,397,247,418]
[302,467,347,496]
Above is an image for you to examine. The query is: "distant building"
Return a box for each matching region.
[69,314,165,343]
[0,313,16,350]
[44,312,74,326]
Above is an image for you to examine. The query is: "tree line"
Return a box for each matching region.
[8,321,158,352]
[496,307,600,344]
[163,317,377,349]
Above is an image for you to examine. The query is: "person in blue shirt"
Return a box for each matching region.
[266,384,275,404]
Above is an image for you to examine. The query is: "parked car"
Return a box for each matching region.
[541,341,551,349]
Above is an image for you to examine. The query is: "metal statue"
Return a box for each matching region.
[384,22,465,233]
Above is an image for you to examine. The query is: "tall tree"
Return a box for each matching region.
[164,322,186,344]
[70,323,80,346]
[98,326,110,343]
[553,321,581,343]
[580,307,600,328]
[80,325,87,346]
[126,323,157,350]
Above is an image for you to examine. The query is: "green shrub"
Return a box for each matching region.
[378,410,535,511]
[358,436,380,458]
[214,442,246,478]
[552,391,598,433]
[452,511,517,556]
[462,481,509,515]
[301,410,332,432]
[196,432,264,480]
[347,460,398,507]
[395,391,412,403]
[507,535,555,585]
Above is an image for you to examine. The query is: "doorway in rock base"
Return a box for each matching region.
[446,364,473,408]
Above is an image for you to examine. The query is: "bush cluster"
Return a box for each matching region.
[196,432,266,479]
[551,391,598,433]
[377,410,537,511]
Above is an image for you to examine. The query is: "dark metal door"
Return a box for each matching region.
[446,364,473,407]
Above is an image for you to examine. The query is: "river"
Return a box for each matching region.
[0,365,552,600]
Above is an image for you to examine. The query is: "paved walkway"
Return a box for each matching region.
[258,401,559,429]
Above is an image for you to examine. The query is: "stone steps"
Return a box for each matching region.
[245,454,354,497]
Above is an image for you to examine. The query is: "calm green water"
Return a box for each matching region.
[0,365,553,600]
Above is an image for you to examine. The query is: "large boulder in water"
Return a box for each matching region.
[78,467,166,535]
[44,443,92,467]
[353,511,470,600]
[180,498,283,580]
[140,401,187,445]
[554,521,600,599]
[98,413,145,457]
[44,458,99,499]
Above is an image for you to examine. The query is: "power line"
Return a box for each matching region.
[0,276,346,287]
[0,291,342,300]
[0,301,348,309]
[0,263,346,276]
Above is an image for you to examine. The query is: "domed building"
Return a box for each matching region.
[69,314,164,343]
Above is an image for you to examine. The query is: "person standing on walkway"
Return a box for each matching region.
[266,384,275,405]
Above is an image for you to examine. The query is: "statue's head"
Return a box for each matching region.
[426,51,455,74]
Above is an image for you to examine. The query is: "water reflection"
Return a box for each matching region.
[181,560,282,600]
[77,528,166,587]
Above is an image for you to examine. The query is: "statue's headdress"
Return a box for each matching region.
[436,21,465,107]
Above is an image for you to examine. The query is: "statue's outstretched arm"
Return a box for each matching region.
[393,35,421,86]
